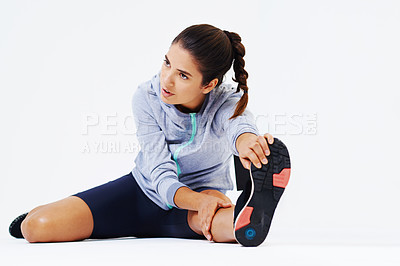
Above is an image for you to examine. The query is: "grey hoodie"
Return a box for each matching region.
[131,73,259,210]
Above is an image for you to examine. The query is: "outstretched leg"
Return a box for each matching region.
[21,196,94,243]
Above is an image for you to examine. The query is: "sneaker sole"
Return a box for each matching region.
[9,212,28,239]
[233,138,291,247]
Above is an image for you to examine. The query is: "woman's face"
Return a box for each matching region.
[160,43,217,113]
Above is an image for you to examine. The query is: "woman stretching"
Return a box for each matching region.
[9,24,291,247]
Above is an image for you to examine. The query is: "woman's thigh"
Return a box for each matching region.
[73,172,204,239]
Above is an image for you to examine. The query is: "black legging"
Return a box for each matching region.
[73,172,204,239]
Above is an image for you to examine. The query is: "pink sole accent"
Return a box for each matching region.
[273,168,291,188]
[235,206,253,231]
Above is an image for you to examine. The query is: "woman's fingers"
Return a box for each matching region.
[200,208,214,241]
[200,199,232,241]
[240,157,251,170]
[240,135,274,170]
[243,134,275,169]
[219,202,232,208]
[204,216,212,241]
[246,151,260,168]
[264,133,274,145]
[201,215,211,241]
[244,144,266,169]
[257,135,270,156]
[251,142,268,167]
[236,133,275,170]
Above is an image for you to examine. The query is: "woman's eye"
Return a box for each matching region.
[164,59,170,67]
[180,73,188,80]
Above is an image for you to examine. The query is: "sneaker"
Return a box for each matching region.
[9,213,28,239]
[233,138,291,247]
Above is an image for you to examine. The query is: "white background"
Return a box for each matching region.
[1,0,399,264]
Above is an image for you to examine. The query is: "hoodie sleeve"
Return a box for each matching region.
[215,91,260,157]
[131,84,188,208]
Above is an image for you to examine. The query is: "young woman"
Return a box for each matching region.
[9,24,291,247]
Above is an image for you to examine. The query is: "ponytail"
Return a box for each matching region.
[223,31,249,120]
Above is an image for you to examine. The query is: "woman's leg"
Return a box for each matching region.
[210,206,236,242]
[187,190,236,243]
[20,172,144,242]
[188,206,235,243]
[21,196,93,243]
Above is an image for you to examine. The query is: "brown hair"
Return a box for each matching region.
[172,24,249,120]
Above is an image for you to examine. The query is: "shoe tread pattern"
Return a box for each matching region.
[234,138,291,247]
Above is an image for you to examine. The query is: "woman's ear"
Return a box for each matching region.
[202,78,218,94]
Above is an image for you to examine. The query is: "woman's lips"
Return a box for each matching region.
[162,87,174,97]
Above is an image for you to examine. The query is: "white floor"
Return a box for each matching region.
[1,233,399,266]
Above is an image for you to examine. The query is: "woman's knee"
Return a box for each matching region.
[21,210,52,243]
[20,196,94,243]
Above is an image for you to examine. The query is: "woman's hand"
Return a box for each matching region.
[196,193,232,241]
[236,132,274,170]
[174,187,232,241]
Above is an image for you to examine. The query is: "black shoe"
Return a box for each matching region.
[9,213,28,239]
[233,138,291,247]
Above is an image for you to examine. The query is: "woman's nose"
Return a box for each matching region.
[162,71,174,88]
